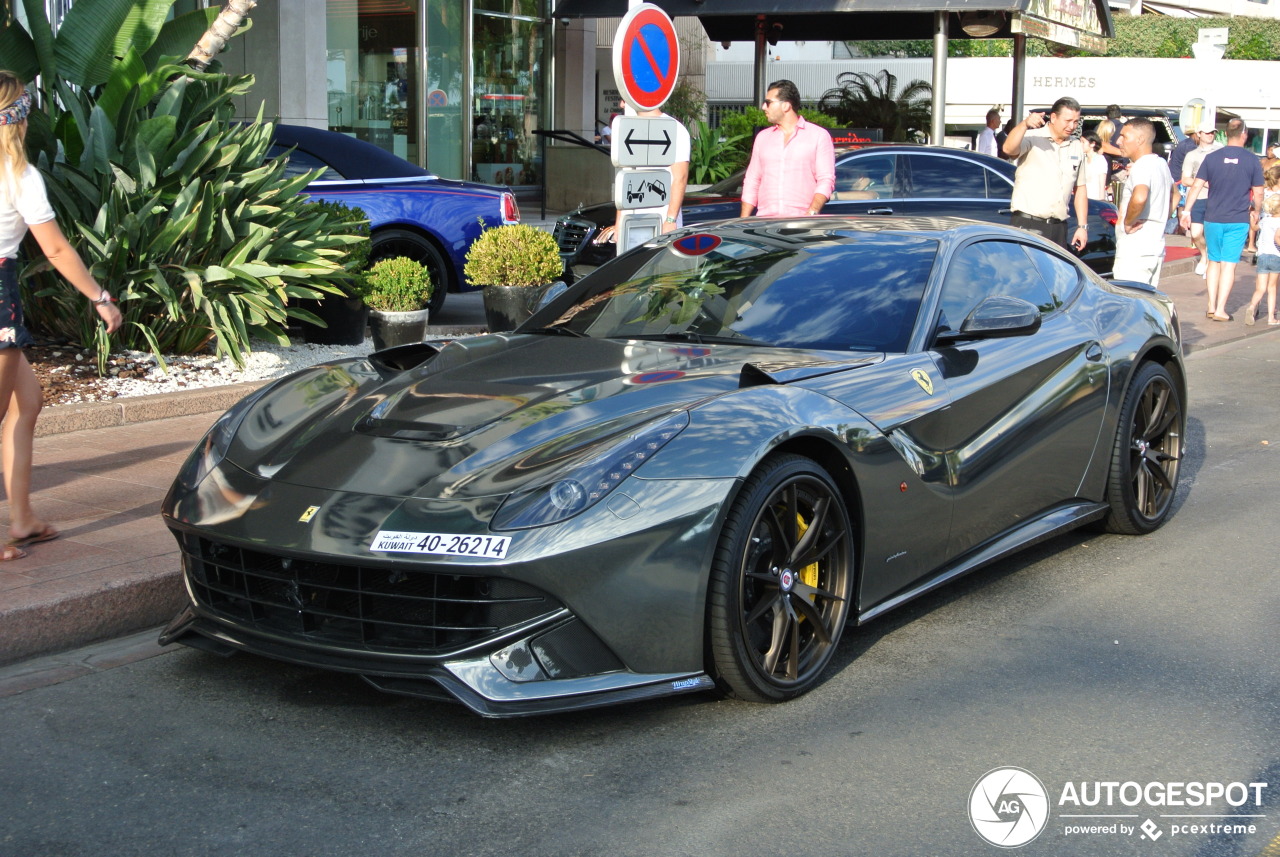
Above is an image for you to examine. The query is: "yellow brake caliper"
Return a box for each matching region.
[795,514,820,616]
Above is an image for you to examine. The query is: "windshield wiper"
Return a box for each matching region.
[624,332,769,347]
[525,326,588,338]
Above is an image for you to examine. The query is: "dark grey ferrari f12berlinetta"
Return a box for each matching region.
[161,216,1185,717]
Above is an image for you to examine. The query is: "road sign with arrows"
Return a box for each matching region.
[611,116,681,167]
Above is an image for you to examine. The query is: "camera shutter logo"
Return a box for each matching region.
[969,767,1050,848]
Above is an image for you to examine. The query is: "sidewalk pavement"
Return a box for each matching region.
[2,235,1277,677]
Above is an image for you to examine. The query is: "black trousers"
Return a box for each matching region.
[1010,211,1069,251]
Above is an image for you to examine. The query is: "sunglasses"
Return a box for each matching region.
[762,98,780,107]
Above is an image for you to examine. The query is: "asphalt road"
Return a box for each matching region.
[1,336,1278,857]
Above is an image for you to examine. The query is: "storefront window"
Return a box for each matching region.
[472,5,545,187]
[425,0,465,178]
[326,0,419,163]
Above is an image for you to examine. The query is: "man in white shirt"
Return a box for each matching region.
[976,109,1000,158]
[1113,118,1173,286]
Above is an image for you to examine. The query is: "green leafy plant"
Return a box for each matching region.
[689,120,746,185]
[717,107,838,176]
[361,256,432,312]
[463,224,563,288]
[0,0,362,370]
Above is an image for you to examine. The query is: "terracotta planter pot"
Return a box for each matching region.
[482,284,538,333]
[368,308,431,351]
[298,295,369,346]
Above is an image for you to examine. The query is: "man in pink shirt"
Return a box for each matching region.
[740,80,836,218]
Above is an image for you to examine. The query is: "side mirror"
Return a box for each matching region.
[533,280,569,312]
[937,295,1042,344]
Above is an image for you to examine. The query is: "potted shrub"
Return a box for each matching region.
[362,256,434,350]
[463,223,564,332]
[298,200,372,346]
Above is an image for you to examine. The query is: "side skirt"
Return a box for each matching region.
[858,501,1108,625]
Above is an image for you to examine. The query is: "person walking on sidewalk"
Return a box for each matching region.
[1001,96,1090,253]
[1244,193,1280,326]
[1181,124,1222,278]
[1113,119,1172,287]
[1180,119,1264,322]
[740,79,835,218]
[0,71,122,561]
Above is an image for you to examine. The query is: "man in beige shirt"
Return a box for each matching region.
[1002,96,1090,253]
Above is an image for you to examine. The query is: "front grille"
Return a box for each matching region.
[554,218,594,254]
[182,537,562,655]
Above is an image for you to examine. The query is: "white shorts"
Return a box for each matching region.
[1111,254,1163,288]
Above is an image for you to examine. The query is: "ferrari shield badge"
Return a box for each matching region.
[910,368,934,396]
[299,505,320,523]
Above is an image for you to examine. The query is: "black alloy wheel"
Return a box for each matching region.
[707,454,855,703]
[369,228,450,315]
[1104,361,1184,534]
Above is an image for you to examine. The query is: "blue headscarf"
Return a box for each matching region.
[0,91,30,126]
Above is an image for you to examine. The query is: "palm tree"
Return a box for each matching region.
[818,70,932,143]
[187,0,258,71]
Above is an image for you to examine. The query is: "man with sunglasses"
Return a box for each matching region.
[740,80,835,218]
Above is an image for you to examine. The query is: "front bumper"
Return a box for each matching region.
[160,602,713,718]
[161,466,735,716]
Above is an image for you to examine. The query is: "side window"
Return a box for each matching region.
[938,241,1056,332]
[835,155,898,198]
[1021,245,1082,311]
[266,145,344,181]
[904,154,989,198]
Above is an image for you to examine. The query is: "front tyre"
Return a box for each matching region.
[1103,361,1184,534]
[707,454,854,703]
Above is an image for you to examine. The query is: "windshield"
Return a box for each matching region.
[531,227,937,353]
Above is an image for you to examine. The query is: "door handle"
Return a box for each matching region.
[1085,342,1104,362]
[998,208,1013,215]
[867,208,894,215]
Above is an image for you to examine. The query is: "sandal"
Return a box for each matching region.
[9,524,59,548]
[1210,313,1233,322]
[0,544,27,562]
[1246,305,1257,326]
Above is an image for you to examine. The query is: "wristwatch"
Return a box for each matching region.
[664,215,677,224]
[93,289,115,305]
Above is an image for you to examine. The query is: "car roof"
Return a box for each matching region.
[272,124,431,180]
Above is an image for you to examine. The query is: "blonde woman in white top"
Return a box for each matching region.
[1082,133,1110,200]
[0,71,122,560]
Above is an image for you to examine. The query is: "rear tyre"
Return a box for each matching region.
[1103,361,1184,534]
[369,228,450,315]
[707,454,854,703]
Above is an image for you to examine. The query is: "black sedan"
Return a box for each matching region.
[556,145,1119,277]
[270,125,521,314]
[160,217,1182,717]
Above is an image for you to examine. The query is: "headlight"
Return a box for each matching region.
[491,411,689,531]
[174,387,269,491]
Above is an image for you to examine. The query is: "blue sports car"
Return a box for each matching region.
[270,125,521,314]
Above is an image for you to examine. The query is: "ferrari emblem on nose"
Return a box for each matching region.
[911,368,934,396]
[299,505,319,523]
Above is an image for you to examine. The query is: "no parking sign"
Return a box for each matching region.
[612,4,680,111]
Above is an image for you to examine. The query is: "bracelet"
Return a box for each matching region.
[664,215,676,224]
[93,289,116,305]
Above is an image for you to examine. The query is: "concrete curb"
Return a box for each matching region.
[35,382,267,438]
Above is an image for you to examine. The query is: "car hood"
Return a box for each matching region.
[225,334,879,500]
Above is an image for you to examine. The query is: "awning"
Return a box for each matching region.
[555,0,1114,45]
